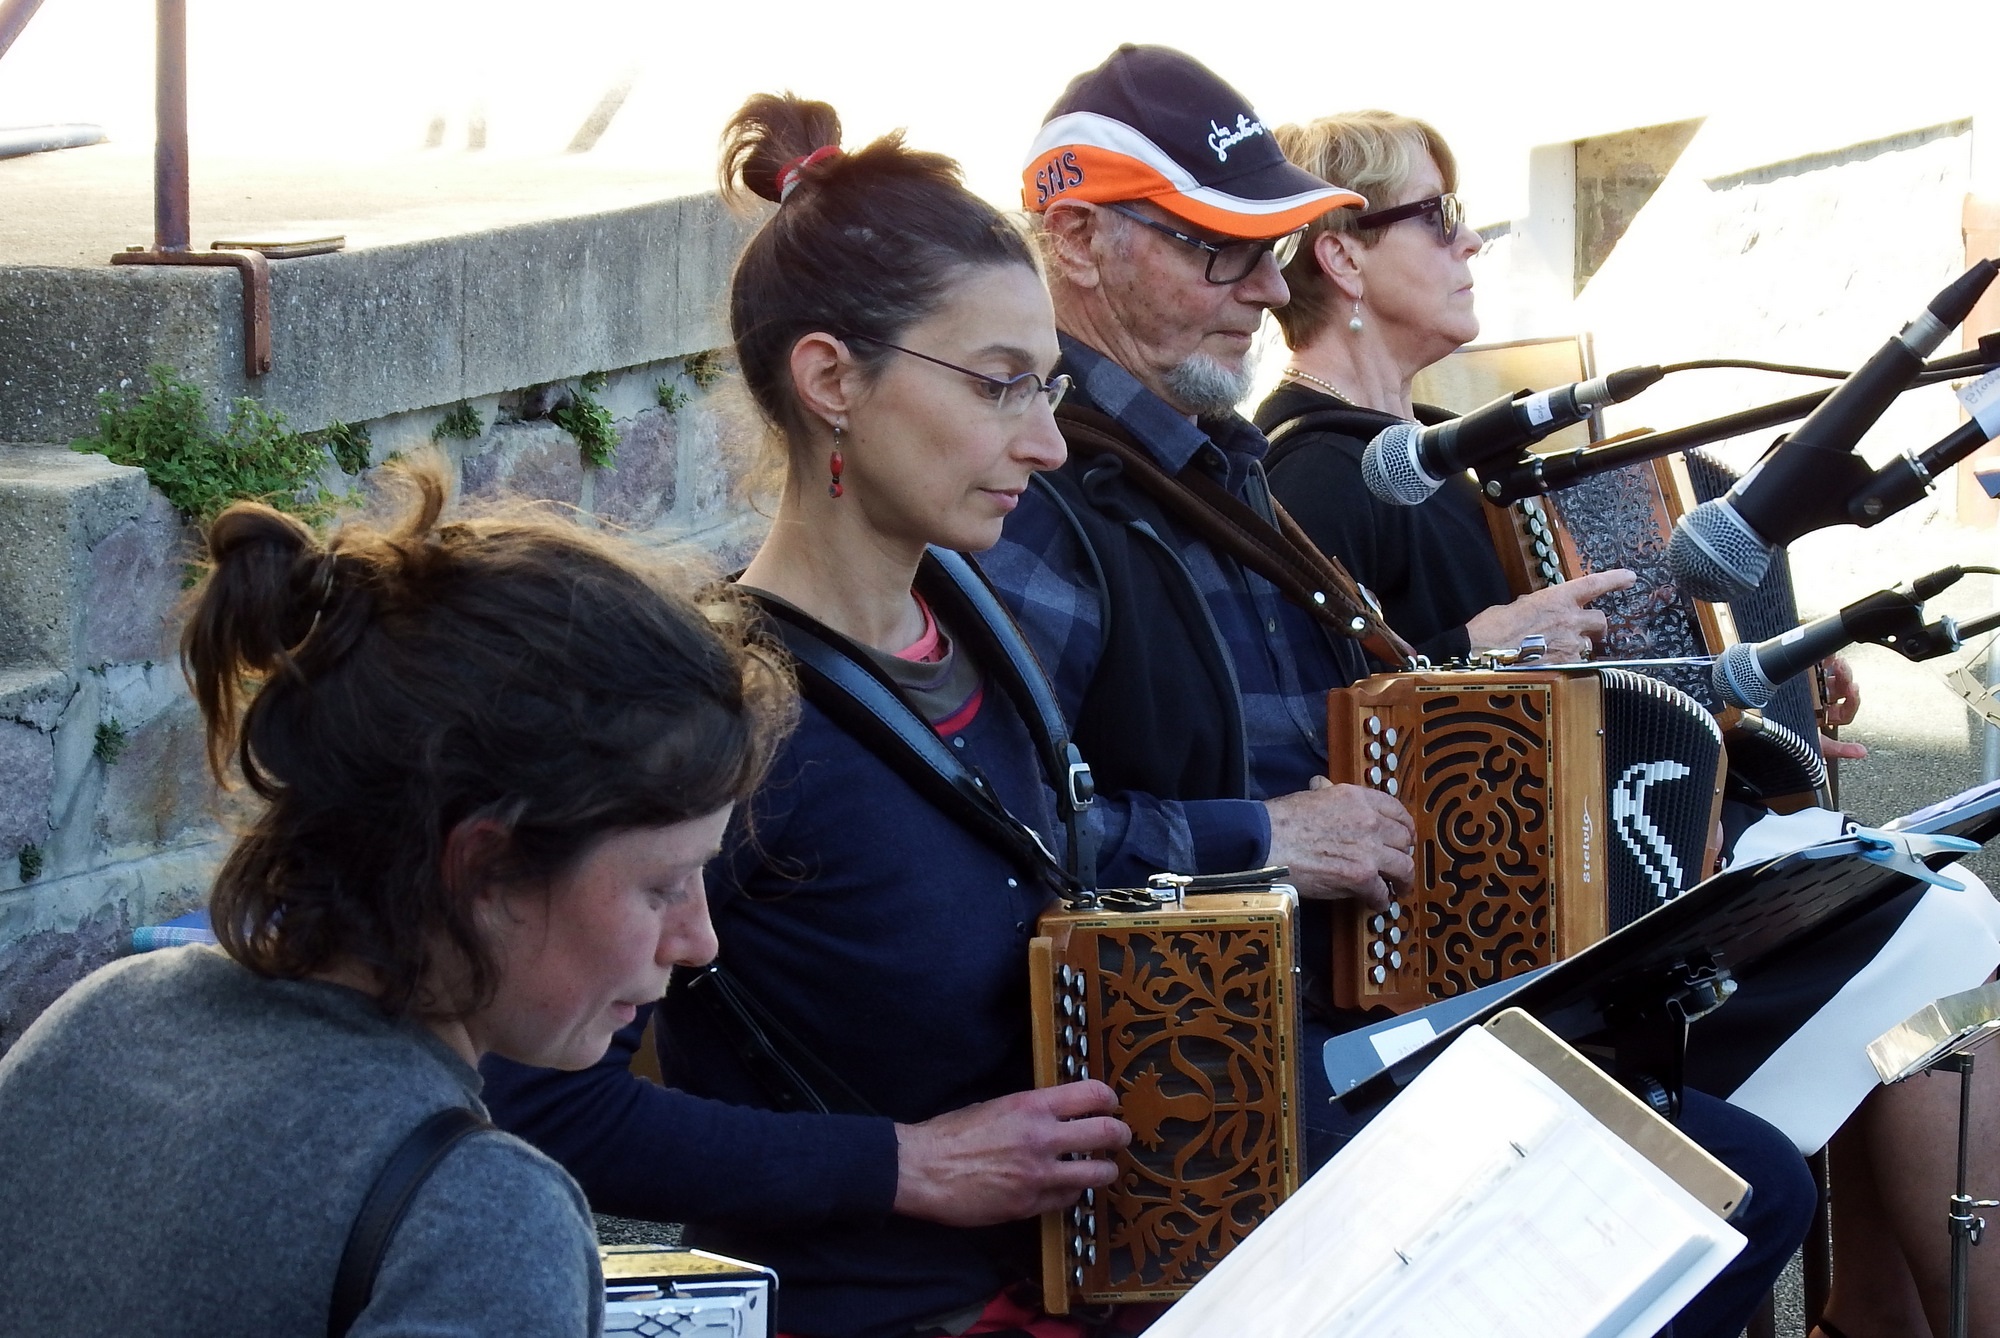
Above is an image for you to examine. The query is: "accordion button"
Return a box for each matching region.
[1060,965,1073,986]
[1369,766,1383,785]
[1371,940,1386,959]
[1385,753,1398,772]
[1367,715,1382,735]
[1086,1188,1096,1207]
[1060,995,1072,1017]
[1079,1034,1089,1057]
[1390,901,1404,920]
[1390,950,1404,969]
[1064,1025,1075,1046]
[1368,741,1382,760]
[1389,926,1403,945]
[1371,964,1386,984]
[1385,727,1398,746]
[1074,1267,1084,1287]
[1088,1242,1098,1265]
[1370,915,1386,933]
[1087,1213,1097,1235]
[1386,778,1400,797]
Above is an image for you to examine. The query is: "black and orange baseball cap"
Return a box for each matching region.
[1022,45,1365,239]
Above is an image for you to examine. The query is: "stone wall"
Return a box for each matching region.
[0,184,769,1053]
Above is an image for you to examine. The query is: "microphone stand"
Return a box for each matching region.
[1476,344,2000,506]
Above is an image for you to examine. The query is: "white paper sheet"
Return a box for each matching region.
[1141,1027,1743,1338]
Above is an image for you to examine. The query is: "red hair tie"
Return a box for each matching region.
[777,145,841,202]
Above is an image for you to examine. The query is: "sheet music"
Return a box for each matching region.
[1143,1027,1743,1338]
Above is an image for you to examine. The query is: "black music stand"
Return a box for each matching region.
[1337,786,2000,1125]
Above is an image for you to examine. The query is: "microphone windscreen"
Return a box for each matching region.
[1360,422,1439,506]
[1712,640,1776,709]
[1669,500,1773,602]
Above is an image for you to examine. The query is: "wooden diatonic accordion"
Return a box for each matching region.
[1028,881,1301,1311]
[1486,453,1829,807]
[1327,666,1725,1013]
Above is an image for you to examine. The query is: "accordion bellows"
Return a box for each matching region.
[1028,890,1301,1311]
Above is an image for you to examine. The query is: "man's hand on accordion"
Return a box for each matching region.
[890,1081,1131,1227]
[1263,776,1417,909]
[1464,567,1637,662]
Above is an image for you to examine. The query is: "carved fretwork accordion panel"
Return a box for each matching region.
[1328,672,1605,1012]
[1326,669,1726,1012]
[1028,892,1300,1311]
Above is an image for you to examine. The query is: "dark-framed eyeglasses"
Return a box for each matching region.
[844,333,1071,415]
[1102,202,1302,284]
[1355,192,1465,247]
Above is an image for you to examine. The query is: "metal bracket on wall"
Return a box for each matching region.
[110,246,273,377]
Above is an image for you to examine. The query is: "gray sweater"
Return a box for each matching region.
[0,946,602,1338]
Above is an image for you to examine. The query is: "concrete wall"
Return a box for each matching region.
[0,189,768,1053]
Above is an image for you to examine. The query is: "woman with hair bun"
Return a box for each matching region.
[482,94,1143,1338]
[0,462,791,1337]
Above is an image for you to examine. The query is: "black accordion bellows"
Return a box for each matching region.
[1599,668,1725,929]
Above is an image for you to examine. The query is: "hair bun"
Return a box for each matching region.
[721,92,843,206]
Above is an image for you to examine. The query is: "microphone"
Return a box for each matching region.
[1669,261,2000,600]
[1361,365,1664,505]
[1712,567,1969,708]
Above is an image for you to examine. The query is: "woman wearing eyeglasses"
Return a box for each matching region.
[481,93,1143,1338]
[1254,111,1636,664]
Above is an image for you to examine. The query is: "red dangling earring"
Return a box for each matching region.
[828,423,845,498]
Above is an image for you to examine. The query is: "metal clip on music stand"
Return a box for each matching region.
[1868,980,2000,1338]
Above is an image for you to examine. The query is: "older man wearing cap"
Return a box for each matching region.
[980,44,1813,1338]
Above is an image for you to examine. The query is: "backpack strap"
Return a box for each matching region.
[328,1106,490,1338]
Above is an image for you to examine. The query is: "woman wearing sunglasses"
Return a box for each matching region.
[1253,110,1635,665]
[1259,112,1999,1338]
[481,93,1143,1338]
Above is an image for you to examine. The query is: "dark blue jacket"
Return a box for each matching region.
[484,655,1152,1337]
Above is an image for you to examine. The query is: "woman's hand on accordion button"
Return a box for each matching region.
[891,1081,1130,1227]
[1464,568,1637,662]
[1263,777,1417,909]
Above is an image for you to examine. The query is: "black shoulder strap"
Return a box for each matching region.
[752,590,1079,897]
[914,549,1097,889]
[329,1106,490,1338]
[1261,405,1393,472]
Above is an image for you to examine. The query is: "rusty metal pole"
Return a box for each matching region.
[0,0,46,64]
[154,0,190,252]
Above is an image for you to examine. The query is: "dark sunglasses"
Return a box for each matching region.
[1354,192,1465,247]
[843,333,1070,415]
[1103,203,1302,284]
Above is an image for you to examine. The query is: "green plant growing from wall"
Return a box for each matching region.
[656,381,690,413]
[682,350,726,389]
[18,844,42,883]
[553,387,618,469]
[93,719,129,766]
[435,402,484,441]
[73,366,335,523]
[306,420,372,475]
[580,370,609,393]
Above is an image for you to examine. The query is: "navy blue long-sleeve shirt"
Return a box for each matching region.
[483,646,1157,1338]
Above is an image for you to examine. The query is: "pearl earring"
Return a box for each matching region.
[1348,302,1365,335]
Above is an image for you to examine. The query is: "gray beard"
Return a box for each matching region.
[1161,349,1256,417]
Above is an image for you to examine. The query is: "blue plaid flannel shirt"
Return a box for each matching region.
[981,335,1365,878]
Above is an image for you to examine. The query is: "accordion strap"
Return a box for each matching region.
[1054,404,1415,667]
[750,551,1084,897]
[329,1106,490,1338]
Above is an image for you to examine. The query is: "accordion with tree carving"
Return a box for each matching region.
[1328,666,1726,1013]
[1027,883,1300,1311]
